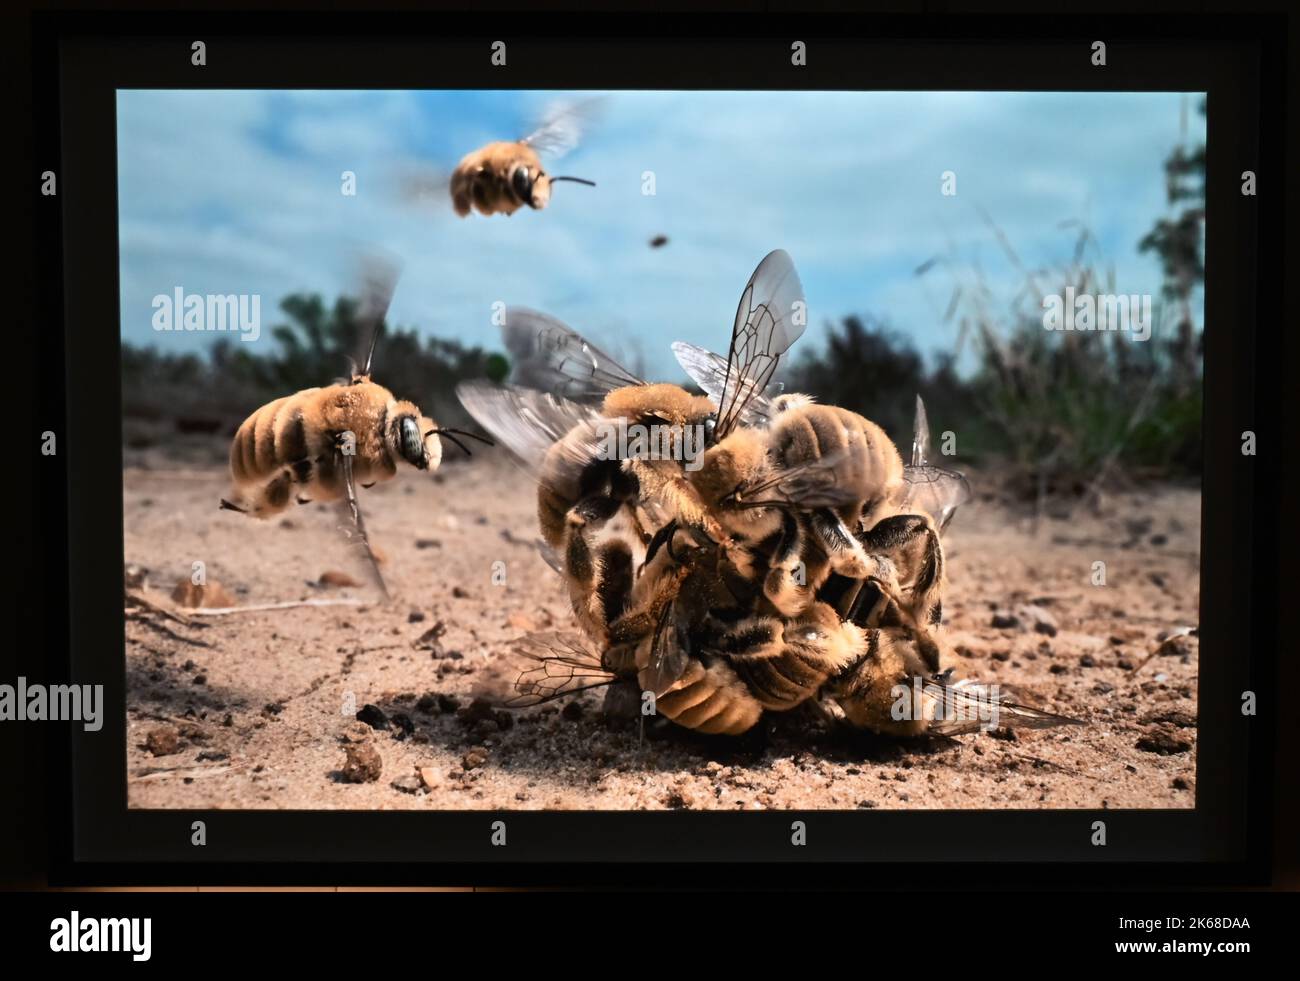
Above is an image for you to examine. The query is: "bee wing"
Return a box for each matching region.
[503,631,619,707]
[714,250,807,439]
[456,381,605,475]
[896,466,972,534]
[736,437,869,512]
[352,252,403,379]
[520,98,601,160]
[911,394,931,467]
[922,678,1086,736]
[501,307,645,402]
[641,600,692,697]
[670,340,778,428]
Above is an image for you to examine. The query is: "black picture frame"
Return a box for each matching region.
[36,10,1284,887]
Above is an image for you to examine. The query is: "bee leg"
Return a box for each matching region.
[219,498,247,514]
[762,511,814,616]
[335,441,389,600]
[627,459,728,546]
[857,514,944,632]
[807,508,871,578]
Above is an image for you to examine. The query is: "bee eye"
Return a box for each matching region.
[511,166,533,201]
[398,416,425,467]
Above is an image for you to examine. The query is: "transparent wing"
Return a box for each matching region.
[352,252,402,380]
[520,98,602,160]
[731,441,867,512]
[671,340,778,428]
[897,466,972,534]
[715,250,806,439]
[924,678,1085,736]
[897,394,971,532]
[912,394,931,467]
[504,631,619,708]
[456,381,605,477]
[640,600,692,698]
[501,308,644,402]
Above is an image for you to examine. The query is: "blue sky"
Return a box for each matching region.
[117,89,1205,378]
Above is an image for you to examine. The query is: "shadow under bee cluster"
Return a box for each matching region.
[460,250,1084,745]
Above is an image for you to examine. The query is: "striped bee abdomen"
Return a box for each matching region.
[644,658,763,736]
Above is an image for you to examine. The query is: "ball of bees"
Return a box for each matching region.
[462,250,1081,740]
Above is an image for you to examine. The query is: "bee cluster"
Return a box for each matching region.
[460,251,1077,739]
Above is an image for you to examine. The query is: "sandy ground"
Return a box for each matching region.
[123,437,1200,810]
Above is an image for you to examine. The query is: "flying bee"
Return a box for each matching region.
[221,257,492,596]
[403,100,598,218]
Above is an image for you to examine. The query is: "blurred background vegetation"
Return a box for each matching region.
[123,101,1203,500]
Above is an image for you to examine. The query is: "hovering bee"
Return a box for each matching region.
[221,257,492,596]
[400,100,598,218]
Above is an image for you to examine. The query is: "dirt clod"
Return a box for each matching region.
[144,725,181,756]
[341,742,382,783]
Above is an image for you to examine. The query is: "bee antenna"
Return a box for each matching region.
[425,427,495,457]
[549,176,596,187]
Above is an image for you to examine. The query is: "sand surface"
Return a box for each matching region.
[123,439,1200,810]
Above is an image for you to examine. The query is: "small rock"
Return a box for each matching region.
[144,725,181,756]
[418,766,440,789]
[355,704,390,731]
[196,750,228,762]
[391,775,423,795]
[1172,776,1191,790]
[462,749,488,770]
[319,570,361,588]
[1136,726,1193,755]
[415,693,439,715]
[389,713,415,741]
[1079,654,1096,668]
[407,611,426,623]
[340,721,373,743]
[341,742,382,783]
[991,610,1020,629]
[414,538,442,550]
[451,586,470,599]
[171,579,237,609]
[192,674,207,685]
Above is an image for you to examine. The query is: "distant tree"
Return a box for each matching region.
[1138,96,1205,391]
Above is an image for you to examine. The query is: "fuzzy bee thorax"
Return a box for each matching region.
[601,384,714,427]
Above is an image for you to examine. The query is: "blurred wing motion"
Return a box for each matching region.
[714,250,807,439]
[520,98,602,159]
[504,631,618,707]
[501,308,644,402]
[671,340,782,428]
[922,678,1086,737]
[353,252,403,379]
[898,395,971,533]
[456,381,606,476]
